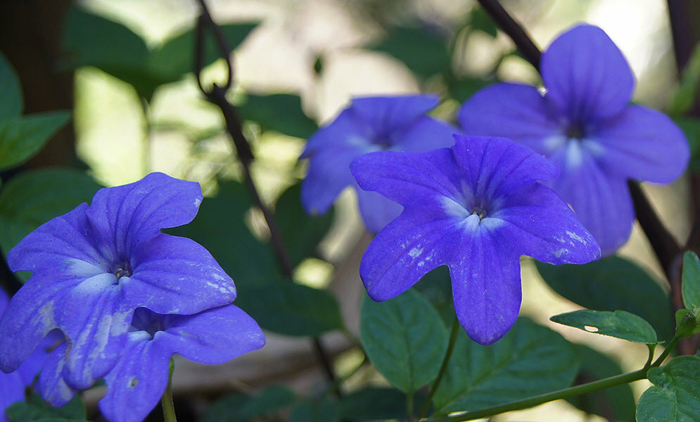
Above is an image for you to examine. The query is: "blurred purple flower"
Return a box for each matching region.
[351,135,600,344]
[300,95,459,232]
[458,24,689,255]
[39,306,264,422]
[0,173,237,390]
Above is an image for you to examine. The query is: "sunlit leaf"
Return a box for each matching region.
[551,309,658,344]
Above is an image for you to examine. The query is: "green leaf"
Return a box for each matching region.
[682,251,700,310]
[0,169,101,266]
[566,344,636,422]
[432,318,579,415]
[669,43,700,116]
[675,117,700,173]
[204,386,296,422]
[238,94,318,139]
[0,50,22,119]
[535,257,674,341]
[236,280,344,337]
[448,77,493,103]
[289,397,339,422]
[0,112,71,171]
[338,387,407,421]
[413,266,455,323]
[275,183,334,267]
[370,26,451,79]
[467,6,499,38]
[637,356,700,422]
[6,394,88,422]
[360,289,448,393]
[551,310,658,344]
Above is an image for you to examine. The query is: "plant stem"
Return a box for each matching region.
[416,318,461,420]
[423,368,647,422]
[162,375,177,422]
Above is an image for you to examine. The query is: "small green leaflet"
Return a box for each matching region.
[637,356,700,422]
[681,251,700,311]
[551,309,658,344]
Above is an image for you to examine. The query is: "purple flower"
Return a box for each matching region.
[350,135,601,344]
[0,173,237,390]
[300,95,459,233]
[458,24,689,255]
[38,306,264,422]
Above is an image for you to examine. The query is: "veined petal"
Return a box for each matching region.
[458,83,562,154]
[126,234,236,315]
[355,188,403,234]
[591,105,690,182]
[547,146,634,255]
[541,25,634,122]
[156,305,265,364]
[349,95,440,135]
[491,184,601,264]
[99,339,170,422]
[449,227,522,345]
[37,343,76,407]
[85,173,203,257]
[360,210,454,301]
[394,117,459,152]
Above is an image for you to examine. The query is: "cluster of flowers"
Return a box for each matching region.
[0,173,265,422]
[301,24,689,344]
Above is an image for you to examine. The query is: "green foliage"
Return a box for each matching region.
[413,265,455,323]
[370,26,451,79]
[431,318,579,415]
[0,169,101,268]
[675,117,700,173]
[0,51,22,120]
[567,344,636,422]
[338,387,407,421]
[360,289,448,393]
[62,6,256,100]
[204,386,296,422]
[6,395,88,422]
[637,356,700,422]
[289,397,339,422]
[447,77,493,103]
[682,251,700,310]
[669,43,700,116]
[275,183,334,267]
[236,279,344,337]
[467,6,499,38]
[551,310,658,344]
[238,94,318,139]
[536,257,674,341]
[0,113,71,171]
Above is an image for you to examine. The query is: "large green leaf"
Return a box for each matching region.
[682,251,700,311]
[0,112,71,171]
[6,394,88,422]
[338,387,407,421]
[236,280,344,337]
[289,397,339,422]
[0,50,22,120]
[238,94,318,139]
[360,289,448,393]
[535,257,674,341]
[0,169,101,262]
[275,183,334,267]
[637,356,700,422]
[413,265,455,323]
[432,318,579,415]
[203,386,296,422]
[551,310,658,344]
[567,344,636,422]
[370,26,451,79]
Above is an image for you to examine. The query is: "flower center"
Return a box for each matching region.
[111,261,132,281]
[471,205,488,220]
[566,122,586,140]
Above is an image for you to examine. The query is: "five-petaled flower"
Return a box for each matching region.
[351,135,601,344]
[300,95,459,233]
[0,173,238,391]
[458,24,689,255]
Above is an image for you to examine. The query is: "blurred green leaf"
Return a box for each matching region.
[669,43,700,116]
[275,183,334,267]
[7,394,87,422]
[637,356,700,421]
[237,279,344,337]
[0,112,71,171]
[360,289,448,393]
[289,397,339,422]
[536,257,674,341]
[674,117,700,173]
[371,26,451,79]
[238,94,318,139]
[682,251,700,310]
[551,310,658,344]
[204,386,296,422]
[0,50,22,120]
[0,169,101,268]
[467,6,498,38]
[338,387,407,421]
[567,344,636,422]
[432,318,579,415]
[413,266,455,323]
[448,77,493,104]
